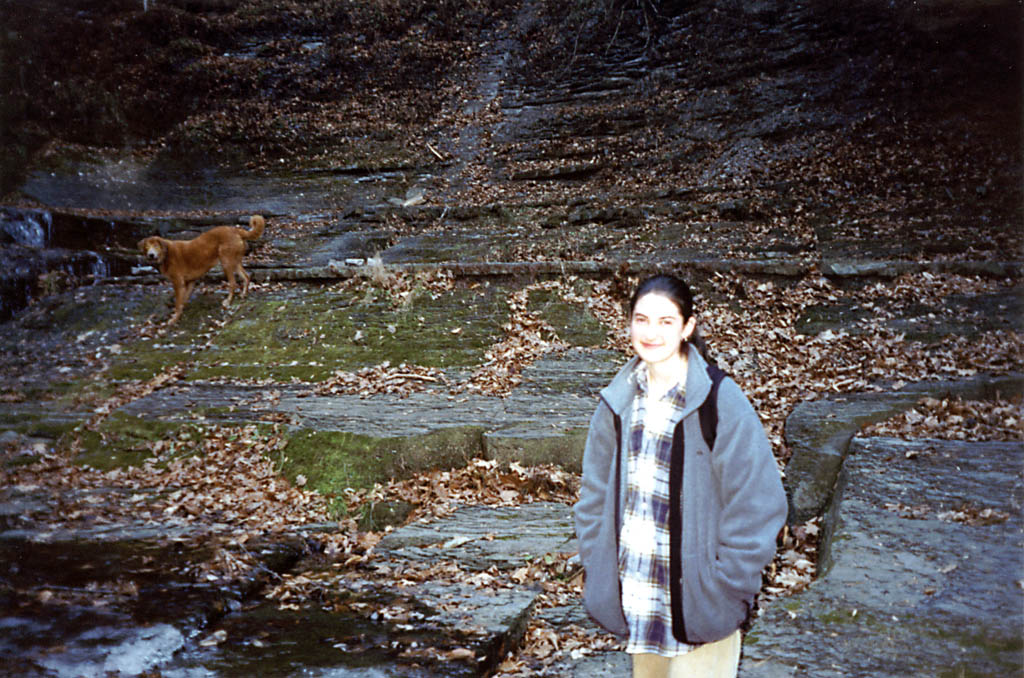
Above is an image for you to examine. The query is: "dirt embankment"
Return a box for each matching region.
[2,0,1020,263]
[0,0,512,190]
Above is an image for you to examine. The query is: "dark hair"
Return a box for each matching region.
[629,274,709,357]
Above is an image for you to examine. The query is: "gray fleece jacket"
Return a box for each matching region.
[573,346,787,644]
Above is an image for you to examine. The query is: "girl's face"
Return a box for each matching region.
[630,293,696,365]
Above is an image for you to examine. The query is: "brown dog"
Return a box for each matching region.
[138,215,265,326]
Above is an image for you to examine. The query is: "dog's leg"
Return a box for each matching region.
[237,266,251,299]
[169,280,191,326]
[222,266,237,308]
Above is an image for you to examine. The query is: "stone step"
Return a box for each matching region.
[743,436,1024,678]
[376,502,576,571]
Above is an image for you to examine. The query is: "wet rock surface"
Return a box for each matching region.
[0,525,304,678]
[2,385,1022,676]
[149,573,537,678]
[0,492,561,677]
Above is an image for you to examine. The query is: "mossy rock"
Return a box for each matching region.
[785,394,922,524]
[71,414,212,471]
[484,429,588,473]
[16,283,162,334]
[527,287,608,347]
[103,282,507,383]
[278,426,486,500]
[356,499,415,531]
[0,403,84,441]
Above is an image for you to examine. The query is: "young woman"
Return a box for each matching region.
[573,274,787,678]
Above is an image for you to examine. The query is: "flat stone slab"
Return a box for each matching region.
[114,348,619,445]
[377,502,576,571]
[743,437,1024,677]
[785,373,1024,523]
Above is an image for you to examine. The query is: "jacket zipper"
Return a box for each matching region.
[668,417,688,642]
[612,413,624,614]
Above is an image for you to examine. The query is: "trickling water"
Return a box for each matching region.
[0,207,51,248]
[0,207,137,320]
[304,669,394,677]
[35,624,186,678]
[85,250,111,280]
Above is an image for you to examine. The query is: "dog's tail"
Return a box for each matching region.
[241,214,265,240]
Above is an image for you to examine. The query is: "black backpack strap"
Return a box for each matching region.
[699,363,726,453]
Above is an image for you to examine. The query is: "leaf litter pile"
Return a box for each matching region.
[862,396,1021,442]
[864,392,1020,534]
[3,268,1020,675]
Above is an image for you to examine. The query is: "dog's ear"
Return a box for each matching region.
[137,238,146,251]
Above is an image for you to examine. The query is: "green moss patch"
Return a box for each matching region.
[103,283,507,383]
[70,413,207,471]
[527,287,608,347]
[278,426,485,499]
[0,404,82,441]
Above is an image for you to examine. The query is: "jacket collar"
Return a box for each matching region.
[600,345,712,417]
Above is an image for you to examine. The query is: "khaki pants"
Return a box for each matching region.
[630,629,741,678]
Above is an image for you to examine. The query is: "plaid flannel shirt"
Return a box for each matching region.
[618,365,696,657]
